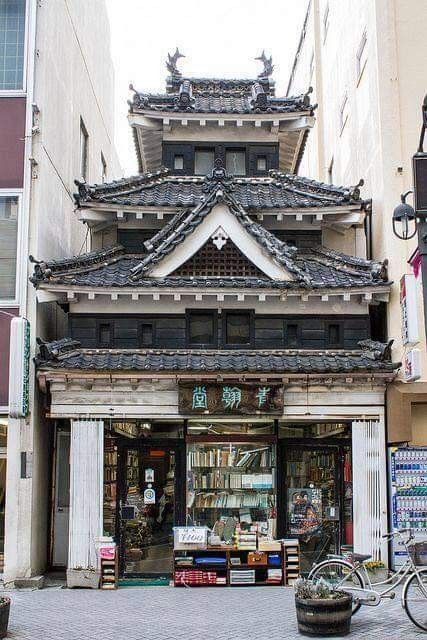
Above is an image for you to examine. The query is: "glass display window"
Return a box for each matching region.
[187,420,274,436]
[186,441,277,539]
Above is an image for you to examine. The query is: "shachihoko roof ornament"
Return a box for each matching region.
[255,51,274,78]
[166,48,185,77]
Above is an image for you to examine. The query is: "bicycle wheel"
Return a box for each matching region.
[403,569,427,631]
[309,560,365,614]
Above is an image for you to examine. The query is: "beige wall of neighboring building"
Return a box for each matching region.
[4,0,120,586]
[288,0,427,444]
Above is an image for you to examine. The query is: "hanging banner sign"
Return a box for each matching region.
[404,348,421,382]
[178,382,283,415]
[400,274,419,345]
[9,317,30,418]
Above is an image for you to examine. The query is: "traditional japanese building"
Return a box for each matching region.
[32,53,398,587]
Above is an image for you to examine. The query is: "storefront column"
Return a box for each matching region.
[67,419,103,588]
[352,418,388,562]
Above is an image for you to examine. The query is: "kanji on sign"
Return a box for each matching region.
[256,386,270,408]
[192,385,208,409]
[222,386,242,410]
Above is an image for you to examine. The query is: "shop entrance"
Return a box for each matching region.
[279,423,353,574]
[118,442,185,577]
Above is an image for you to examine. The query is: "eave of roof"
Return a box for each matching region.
[36,345,400,375]
[74,168,366,211]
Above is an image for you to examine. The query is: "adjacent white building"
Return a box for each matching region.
[287,0,427,563]
[2,0,120,586]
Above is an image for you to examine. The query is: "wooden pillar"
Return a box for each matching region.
[67,419,104,588]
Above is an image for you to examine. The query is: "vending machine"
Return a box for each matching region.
[388,447,427,569]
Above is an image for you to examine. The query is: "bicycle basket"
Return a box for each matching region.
[408,542,427,566]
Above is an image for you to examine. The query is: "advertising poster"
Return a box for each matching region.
[288,488,322,536]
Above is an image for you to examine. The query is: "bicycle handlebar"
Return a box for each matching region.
[381,528,413,540]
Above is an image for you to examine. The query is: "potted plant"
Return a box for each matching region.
[0,596,11,638]
[294,578,353,637]
[364,560,388,582]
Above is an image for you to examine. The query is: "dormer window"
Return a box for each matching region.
[195,148,215,175]
[225,149,246,176]
[256,156,267,172]
[173,154,184,170]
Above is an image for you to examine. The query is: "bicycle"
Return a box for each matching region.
[308,528,427,631]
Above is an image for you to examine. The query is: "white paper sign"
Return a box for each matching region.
[145,468,154,482]
[144,488,156,504]
[176,527,207,545]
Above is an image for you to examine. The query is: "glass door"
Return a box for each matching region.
[119,443,184,576]
[282,445,343,574]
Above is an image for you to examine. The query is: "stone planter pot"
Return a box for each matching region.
[0,597,11,639]
[295,594,353,637]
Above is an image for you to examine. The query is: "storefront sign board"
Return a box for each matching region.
[143,488,156,504]
[9,317,30,418]
[179,382,283,415]
[404,348,421,382]
[400,274,419,345]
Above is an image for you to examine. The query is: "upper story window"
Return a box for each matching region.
[225,149,246,176]
[356,31,368,83]
[173,154,184,170]
[224,311,252,347]
[309,51,315,83]
[0,0,26,91]
[117,229,154,254]
[194,148,214,175]
[339,94,349,134]
[323,3,329,43]
[188,310,217,347]
[79,117,89,181]
[0,194,18,299]
[101,152,107,183]
[256,156,267,173]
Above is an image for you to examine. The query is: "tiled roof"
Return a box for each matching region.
[128,76,314,115]
[31,243,388,291]
[36,340,399,374]
[74,168,365,210]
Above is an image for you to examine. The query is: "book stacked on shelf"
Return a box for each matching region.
[195,492,271,509]
[188,447,273,469]
[174,570,222,585]
[267,569,283,584]
[234,525,257,550]
[230,569,255,584]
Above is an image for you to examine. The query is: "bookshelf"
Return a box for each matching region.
[103,438,117,537]
[187,443,277,535]
[283,540,300,586]
[173,547,284,586]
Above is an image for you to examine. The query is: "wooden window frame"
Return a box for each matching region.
[222,310,254,349]
[327,322,343,348]
[139,321,155,348]
[186,309,218,349]
[284,322,300,348]
[97,320,113,347]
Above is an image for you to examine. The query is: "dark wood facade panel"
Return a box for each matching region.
[0,98,26,188]
[69,313,371,350]
[162,142,279,176]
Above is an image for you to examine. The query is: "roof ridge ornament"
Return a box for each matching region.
[251,82,268,110]
[255,51,274,78]
[202,158,234,193]
[166,48,185,77]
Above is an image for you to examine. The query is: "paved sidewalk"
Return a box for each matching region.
[2,585,425,640]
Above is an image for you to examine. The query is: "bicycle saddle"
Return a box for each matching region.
[352,553,372,562]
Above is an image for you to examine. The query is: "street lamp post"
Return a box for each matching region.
[393,95,427,344]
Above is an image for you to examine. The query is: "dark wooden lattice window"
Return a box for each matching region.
[173,240,266,278]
